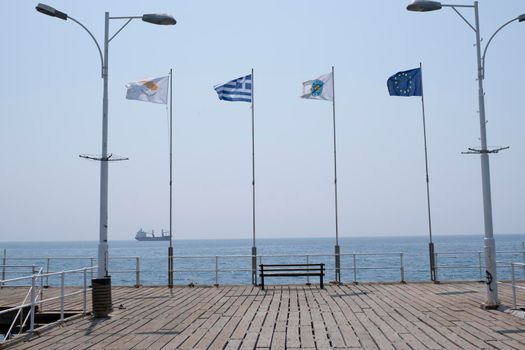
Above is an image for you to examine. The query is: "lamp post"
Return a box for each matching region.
[407,0,524,308]
[36,3,175,314]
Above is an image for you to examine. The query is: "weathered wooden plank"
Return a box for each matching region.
[2,283,525,350]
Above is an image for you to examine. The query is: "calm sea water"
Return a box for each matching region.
[1,234,524,286]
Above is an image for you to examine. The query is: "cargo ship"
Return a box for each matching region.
[135,228,170,241]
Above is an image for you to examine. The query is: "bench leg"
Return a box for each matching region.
[321,264,324,289]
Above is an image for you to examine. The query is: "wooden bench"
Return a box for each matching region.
[259,263,325,290]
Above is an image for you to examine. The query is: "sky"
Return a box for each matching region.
[1,0,524,242]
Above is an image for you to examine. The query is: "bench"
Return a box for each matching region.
[259,263,325,290]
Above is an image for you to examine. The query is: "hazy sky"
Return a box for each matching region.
[1,0,524,241]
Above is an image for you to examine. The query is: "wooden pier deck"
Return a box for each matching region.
[2,282,525,349]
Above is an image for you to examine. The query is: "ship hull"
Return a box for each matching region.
[135,237,170,242]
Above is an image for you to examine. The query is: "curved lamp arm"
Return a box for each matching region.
[481,15,524,79]
[67,15,104,77]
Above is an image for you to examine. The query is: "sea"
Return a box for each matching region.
[1,234,525,287]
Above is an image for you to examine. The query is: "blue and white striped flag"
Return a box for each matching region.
[214,74,252,103]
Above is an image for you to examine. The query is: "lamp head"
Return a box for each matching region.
[35,3,68,20]
[407,1,443,12]
[518,14,525,22]
[142,14,176,25]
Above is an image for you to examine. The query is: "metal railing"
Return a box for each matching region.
[497,261,525,309]
[0,266,96,343]
[171,252,406,285]
[0,256,140,287]
[0,265,39,288]
[1,249,524,286]
[433,250,525,282]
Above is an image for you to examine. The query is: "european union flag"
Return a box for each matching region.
[387,68,422,97]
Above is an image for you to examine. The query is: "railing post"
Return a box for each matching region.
[90,258,94,282]
[30,274,36,333]
[60,271,65,321]
[39,273,44,312]
[306,255,310,285]
[215,256,219,287]
[260,264,264,290]
[512,263,517,309]
[353,254,357,283]
[435,253,439,281]
[522,244,525,281]
[83,268,87,315]
[45,258,50,287]
[1,248,6,287]
[478,251,483,281]
[135,257,140,287]
[400,253,405,283]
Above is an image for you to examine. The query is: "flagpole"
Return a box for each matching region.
[331,66,341,284]
[419,62,435,282]
[168,68,174,289]
[251,68,257,286]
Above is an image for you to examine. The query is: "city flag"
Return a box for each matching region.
[214,74,252,102]
[126,76,169,104]
[387,68,422,96]
[301,72,333,101]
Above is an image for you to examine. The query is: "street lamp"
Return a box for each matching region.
[407,0,524,309]
[36,3,175,315]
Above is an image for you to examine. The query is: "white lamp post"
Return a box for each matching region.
[407,0,524,308]
[36,3,175,314]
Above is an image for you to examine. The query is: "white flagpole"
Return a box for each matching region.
[419,62,435,282]
[251,68,257,286]
[168,69,174,288]
[331,66,341,284]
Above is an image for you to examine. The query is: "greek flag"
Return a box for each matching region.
[214,74,252,103]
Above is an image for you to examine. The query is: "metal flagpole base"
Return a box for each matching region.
[335,245,341,284]
[168,246,174,289]
[428,242,437,282]
[252,246,257,286]
[482,237,499,309]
